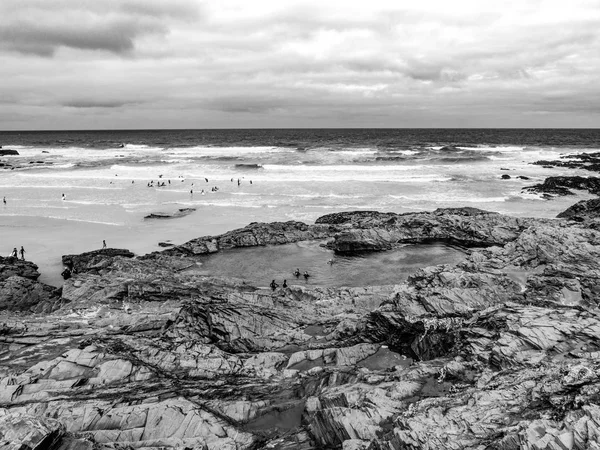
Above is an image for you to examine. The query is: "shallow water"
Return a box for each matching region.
[192,240,467,288]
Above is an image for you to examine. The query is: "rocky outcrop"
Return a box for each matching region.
[3,209,600,448]
[146,220,338,257]
[62,248,135,273]
[533,151,600,173]
[524,176,600,197]
[0,256,61,312]
[0,149,19,155]
[318,208,536,253]
[557,198,600,221]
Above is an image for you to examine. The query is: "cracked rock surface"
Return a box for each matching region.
[2,207,600,449]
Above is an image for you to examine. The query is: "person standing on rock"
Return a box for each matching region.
[282,280,288,288]
[19,246,25,260]
[102,240,107,249]
[270,280,278,291]
[9,247,17,259]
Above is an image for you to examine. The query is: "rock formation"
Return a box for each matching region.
[2,208,600,449]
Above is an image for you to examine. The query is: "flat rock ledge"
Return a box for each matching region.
[2,207,600,449]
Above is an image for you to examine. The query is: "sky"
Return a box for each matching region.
[1,0,599,130]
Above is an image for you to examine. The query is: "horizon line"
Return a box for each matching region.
[2,127,600,132]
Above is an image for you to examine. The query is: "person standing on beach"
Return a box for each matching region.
[3,196,6,205]
[102,240,107,249]
[19,246,25,260]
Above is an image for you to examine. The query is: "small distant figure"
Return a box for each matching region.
[102,240,107,249]
[303,271,310,280]
[20,246,25,260]
[132,180,134,184]
[270,279,278,291]
[237,179,241,186]
[168,180,170,185]
[61,193,66,201]
[201,189,205,195]
[159,174,163,178]
[205,178,208,183]
[9,247,18,259]
[2,196,6,205]
[328,258,335,265]
[190,189,193,194]
[61,266,72,280]
[231,178,234,182]
[294,268,301,278]
[282,280,288,288]
[250,180,252,185]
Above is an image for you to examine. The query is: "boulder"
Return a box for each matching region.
[0,149,19,155]
[557,198,600,221]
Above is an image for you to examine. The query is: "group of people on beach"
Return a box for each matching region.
[7,246,25,260]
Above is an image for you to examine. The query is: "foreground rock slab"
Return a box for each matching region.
[1,207,600,449]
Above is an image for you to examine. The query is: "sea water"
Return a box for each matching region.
[1,129,599,285]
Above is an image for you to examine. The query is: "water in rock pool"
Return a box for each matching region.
[192,240,467,287]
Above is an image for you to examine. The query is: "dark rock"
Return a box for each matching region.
[158,241,174,247]
[438,145,461,152]
[144,208,196,220]
[0,149,19,155]
[0,256,41,281]
[523,176,600,196]
[62,248,135,274]
[323,208,535,253]
[0,275,62,312]
[148,220,336,258]
[235,163,263,169]
[501,174,511,179]
[0,256,61,312]
[557,198,600,221]
[517,175,530,180]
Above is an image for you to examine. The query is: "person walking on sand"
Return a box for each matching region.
[19,246,25,260]
[102,240,107,249]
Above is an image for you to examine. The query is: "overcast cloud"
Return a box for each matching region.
[0,0,598,129]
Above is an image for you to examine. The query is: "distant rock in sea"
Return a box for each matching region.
[0,149,19,156]
[234,163,263,169]
[144,208,196,220]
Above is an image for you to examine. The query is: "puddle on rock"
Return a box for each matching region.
[357,346,412,370]
[191,240,467,288]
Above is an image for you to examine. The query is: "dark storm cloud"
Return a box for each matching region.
[0,0,200,56]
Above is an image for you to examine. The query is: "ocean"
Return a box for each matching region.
[1,128,599,285]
